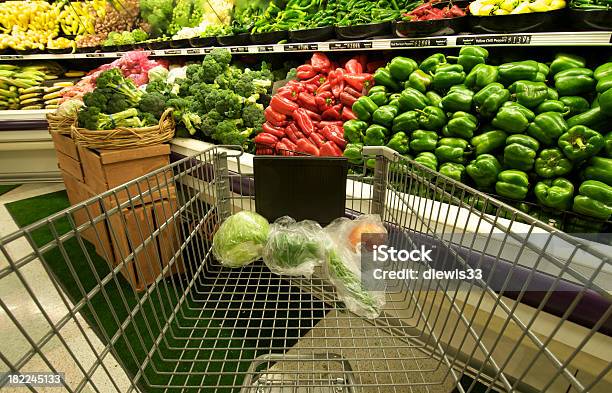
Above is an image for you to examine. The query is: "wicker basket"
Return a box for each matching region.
[47,112,76,135]
[71,108,175,149]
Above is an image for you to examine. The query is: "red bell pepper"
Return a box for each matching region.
[322,104,342,121]
[344,86,362,98]
[311,52,331,74]
[256,147,274,155]
[342,107,357,121]
[285,123,300,143]
[319,141,343,157]
[302,74,325,87]
[294,129,306,140]
[281,137,297,152]
[317,81,331,94]
[340,92,358,107]
[344,73,373,93]
[303,83,318,94]
[302,108,322,122]
[264,107,287,126]
[309,132,326,147]
[330,69,345,98]
[321,125,346,149]
[262,122,286,138]
[354,54,368,70]
[275,141,294,156]
[319,120,344,128]
[293,108,315,137]
[271,95,300,115]
[296,138,320,156]
[254,132,279,147]
[315,91,334,112]
[344,59,363,74]
[296,64,316,80]
[297,92,318,113]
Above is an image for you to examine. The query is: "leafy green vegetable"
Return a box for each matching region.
[140,0,174,37]
[212,211,270,268]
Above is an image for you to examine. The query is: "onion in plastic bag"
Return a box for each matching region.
[212,211,270,268]
[263,217,328,277]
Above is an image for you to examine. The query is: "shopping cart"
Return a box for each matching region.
[0,146,610,393]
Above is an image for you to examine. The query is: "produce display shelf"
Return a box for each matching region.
[0,31,609,61]
[0,109,53,122]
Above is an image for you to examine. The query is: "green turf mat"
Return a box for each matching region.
[6,190,324,392]
[0,184,19,196]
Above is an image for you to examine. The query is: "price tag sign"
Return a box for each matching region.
[258,45,275,52]
[85,53,105,58]
[0,55,21,60]
[164,49,181,55]
[186,49,201,54]
[457,35,532,46]
[284,43,318,51]
[329,41,372,50]
[203,48,213,53]
[390,38,447,48]
[230,47,248,53]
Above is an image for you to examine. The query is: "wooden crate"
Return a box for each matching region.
[78,144,175,208]
[107,198,182,291]
[52,132,84,182]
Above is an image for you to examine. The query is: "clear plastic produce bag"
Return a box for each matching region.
[324,215,387,319]
[262,216,328,277]
[212,211,270,268]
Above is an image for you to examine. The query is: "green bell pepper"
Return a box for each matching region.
[583,156,612,186]
[471,130,507,156]
[466,154,502,189]
[600,88,612,113]
[417,106,447,131]
[399,87,429,111]
[435,137,470,164]
[558,125,604,161]
[367,86,388,106]
[465,64,498,91]
[509,80,548,108]
[343,119,368,143]
[443,111,478,139]
[392,111,419,134]
[419,53,446,74]
[566,107,607,129]
[504,134,540,171]
[554,68,596,96]
[450,46,488,73]
[496,170,529,200]
[343,143,363,164]
[491,103,531,134]
[559,96,590,117]
[534,178,574,211]
[441,85,474,113]
[498,60,540,85]
[407,69,433,93]
[537,62,550,77]
[388,93,401,108]
[414,151,438,172]
[534,148,572,178]
[372,105,399,128]
[363,124,388,146]
[527,112,568,146]
[410,130,438,152]
[605,132,612,157]
[432,64,466,92]
[550,53,586,76]
[352,96,378,121]
[547,88,559,100]
[535,100,570,116]
[386,132,409,154]
[389,56,418,82]
[426,91,442,107]
[595,75,612,93]
[439,162,466,182]
[572,180,612,220]
[374,67,401,92]
[501,101,535,121]
[594,62,612,81]
[473,82,511,118]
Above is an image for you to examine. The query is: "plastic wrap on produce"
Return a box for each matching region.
[212,211,270,268]
[324,215,387,319]
[263,217,328,277]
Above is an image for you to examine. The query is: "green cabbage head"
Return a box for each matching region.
[212,211,270,267]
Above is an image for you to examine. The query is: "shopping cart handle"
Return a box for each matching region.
[362,146,401,161]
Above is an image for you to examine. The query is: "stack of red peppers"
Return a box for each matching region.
[254,52,374,157]
[403,2,466,21]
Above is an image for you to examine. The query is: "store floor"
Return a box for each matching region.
[1,183,467,392]
[0,183,133,393]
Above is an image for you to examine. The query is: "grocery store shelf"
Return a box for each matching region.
[0,31,610,61]
[0,109,53,122]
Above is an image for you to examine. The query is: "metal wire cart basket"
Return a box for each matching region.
[1,146,610,392]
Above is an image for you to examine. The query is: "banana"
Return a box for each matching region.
[20,86,45,94]
[21,105,44,110]
[19,97,42,106]
[0,65,18,71]
[19,92,42,101]
[44,98,61,106]
[43,91,62,100]
[53,81,75,87]
[45,104,59,110]
[64,70,86,77]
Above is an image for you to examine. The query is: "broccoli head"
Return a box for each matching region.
[139,92,166,118]
[139,111,159,126]
[200,109,224,136]
[234,71,272,98]
[189,82,215,105]
[200,58,224,83]
[131,28,149,42]
[204,89,242,119]
[167,97,202,135]
[206,48,232,68]
[242,102,265,130]
[214,66,243,91]
[78,107,140,130]
[212,119,253,146]
[146,79,170,95]
[83,89,111,112]
[96,69,143,104]
[185,64,202,80]
[106,93,132,114]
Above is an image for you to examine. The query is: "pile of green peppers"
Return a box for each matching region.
[344,48,612,227]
